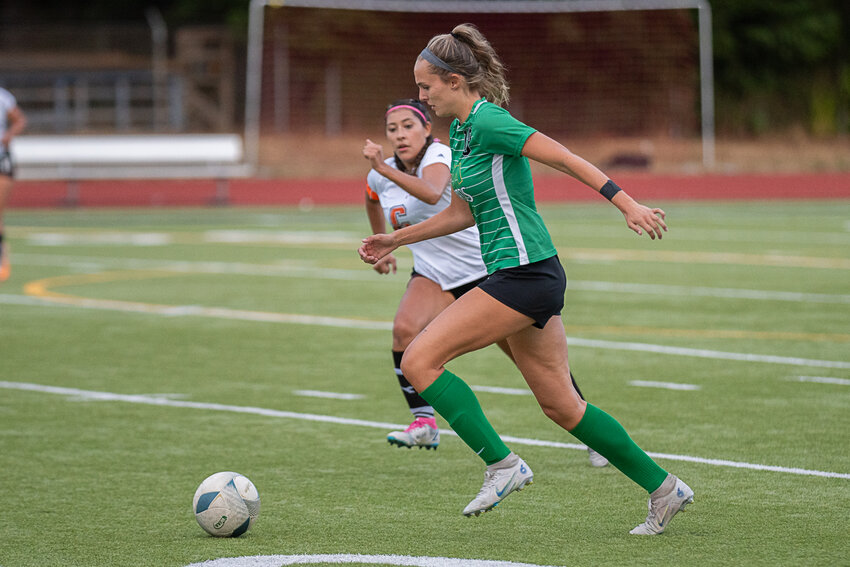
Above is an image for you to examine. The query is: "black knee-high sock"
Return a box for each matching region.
[570,371,586,400]
[392,350,434,419]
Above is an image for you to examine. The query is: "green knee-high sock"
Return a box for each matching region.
[420,369,510,465]
[570,403,668,493]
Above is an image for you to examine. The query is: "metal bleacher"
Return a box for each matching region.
[1,23,251,205]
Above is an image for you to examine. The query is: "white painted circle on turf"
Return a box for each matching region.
[184,554,563,567]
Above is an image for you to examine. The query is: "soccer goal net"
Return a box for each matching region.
[245,0,714,174]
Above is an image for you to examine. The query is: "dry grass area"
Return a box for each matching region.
[257,131,850,178]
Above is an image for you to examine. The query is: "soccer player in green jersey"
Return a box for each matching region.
[364,98,607,467]
[359,24,693,535]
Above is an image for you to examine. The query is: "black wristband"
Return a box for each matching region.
[599,180,622,201]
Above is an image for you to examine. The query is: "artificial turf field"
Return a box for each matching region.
[1,201,848,566]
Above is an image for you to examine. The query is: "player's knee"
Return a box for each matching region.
[399,349,433,386]
[398,351,419,380]
[538,397,585,430]
[391,318,420,350]
[539,400,564,423]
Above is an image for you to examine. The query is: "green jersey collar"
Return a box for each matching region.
[457,98,488,128]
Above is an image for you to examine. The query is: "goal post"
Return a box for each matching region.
[245,0,715,170]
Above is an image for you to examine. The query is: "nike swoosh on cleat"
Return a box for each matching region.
[658,504,670,527]
[495,472,518,497]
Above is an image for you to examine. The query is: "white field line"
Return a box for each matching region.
[566,337,850,370]
[564,248,850,270]
[629,380,702,391]
[0,381,400,429]
[12,253,379,281]
[2,380,848,481]
[293,389,365,400]
[19,230,850,268]
[555,224,850,246]
[185,553,563,567]
[796,376,850,386]
[20,223,850,245]
[0,294,392,330]
[567,280,850,305]
[12,253,850,303]
[26,232,172,246]
[203,229,358,244]
[184,554,563,567]
[2,293,849,369]
[24,230,360,247]
[471,385,533,396]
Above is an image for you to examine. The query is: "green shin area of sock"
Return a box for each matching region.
[570,403,668,493]
[421,369,510,465]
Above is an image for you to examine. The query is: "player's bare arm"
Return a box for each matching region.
[363,139,449,205]
[521,132,667,240]
[359,192,474,264]
[364,194,397,274]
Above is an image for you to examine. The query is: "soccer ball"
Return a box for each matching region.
[192,471,260,537]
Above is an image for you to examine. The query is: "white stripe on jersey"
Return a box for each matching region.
[490,154,529,264]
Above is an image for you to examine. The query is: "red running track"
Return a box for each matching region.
[9,173,850,208]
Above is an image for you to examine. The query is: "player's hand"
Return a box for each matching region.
[362,139,385,170]
[372,253,397,275]
[359,233,397,264]
[614,195,667,240]
[627,205,667,240]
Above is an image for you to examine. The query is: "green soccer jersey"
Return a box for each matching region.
[450,99,558,273]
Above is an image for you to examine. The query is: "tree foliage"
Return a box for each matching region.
[712,0,849,134]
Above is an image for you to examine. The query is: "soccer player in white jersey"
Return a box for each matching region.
[364,99,606,467]
[0,87,27,282]
[360,26,693,535]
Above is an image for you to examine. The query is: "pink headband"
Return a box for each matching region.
[385,104,429,124]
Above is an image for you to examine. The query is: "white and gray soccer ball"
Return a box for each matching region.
[193,471,260,537]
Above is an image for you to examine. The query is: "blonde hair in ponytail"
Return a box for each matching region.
[421,23,510,107]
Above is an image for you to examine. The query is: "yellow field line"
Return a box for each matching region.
[14,226,850,267]
[564,325,850,344]
[564,248,850,269]
[23,270,181,305]
[22,270,850,344]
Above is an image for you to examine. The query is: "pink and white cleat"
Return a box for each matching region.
[387,417,440,450]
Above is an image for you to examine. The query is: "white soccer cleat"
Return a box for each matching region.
[587,448,609,467]
[630,474,694,535]
[387,417,440,450]
[463,456,533,517]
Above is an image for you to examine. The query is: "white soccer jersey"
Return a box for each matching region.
[0,88,16,142]
[366,142,489,290]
